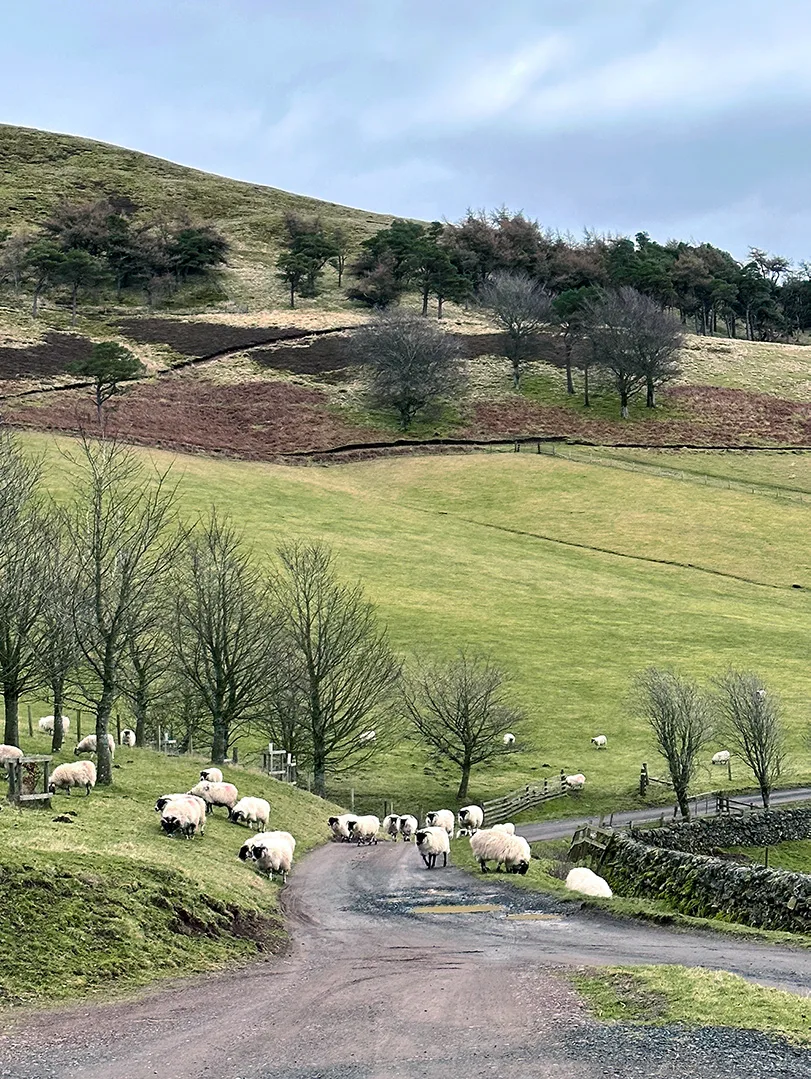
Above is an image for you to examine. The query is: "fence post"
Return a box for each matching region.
[232,746,238,765]
[76,711,82,741]
[115,713,121,744]
[639,763,648,796]
[156,723,162,752]
[727,758,732,782]
[27,705,33,738]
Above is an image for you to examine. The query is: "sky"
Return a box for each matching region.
[3,0,811,261]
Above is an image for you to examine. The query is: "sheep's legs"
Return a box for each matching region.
[479,859,489,873]
[441,853,447,868]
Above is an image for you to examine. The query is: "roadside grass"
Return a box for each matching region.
[731,840,811,873]
[0,743,342,1007]
[573,965,811,1047]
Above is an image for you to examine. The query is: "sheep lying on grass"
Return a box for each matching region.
[328,814,358,841]
[239,831,296,882]
[424,809,454,840]
[399,814,418,842]
[187,781,238,815]
[457,805,484,837]
[74,734,115,758]
[49,760,96,796]
[160,795,207,839]
[229,797,270,830]
[348,815,380,845]
[415,826,450,869]
[565,867,612,898]
[120,728,136,747]
[200,767,223,783]
[38,716,70,735]
[470,828,531,875]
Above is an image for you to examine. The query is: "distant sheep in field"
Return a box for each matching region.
[328,813,358,841]
[358,730,376,744]
[491,822,515,835]
[74,734,115,758]
[424,809,454,840]
[49,760,96,796]
[160,795,207,839]
[38,716,70,735]
[457,805,484,837]
[0,744,23,768]
[383,814,401,840]
[187,781,238,814]
[239,831,296,882]
[590,735,607,749]
[415,826,450,869]
[565,773,586,790]
[502,733,515,746]
[120,728,136,747]
[398,814,418,842]
[229,797,271,830]
[712,750,731,765]
[347,815,380,845]
[470,829,530,875]
[566,867,612,898]
[200,767,223,783]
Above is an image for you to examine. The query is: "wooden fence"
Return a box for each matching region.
[568,823,615,862]
[482,772,569,825]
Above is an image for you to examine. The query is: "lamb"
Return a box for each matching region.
[399,814,419,842]
[74,734,115,758]
[457,804,484,837]
[469,829,531,875]
[491,822,515,835]
[120,728,136,747]
[590,735,607,749]
[565,867,612,898]
[187,780,238,814]
[424,809,454,840]
[565,773,586,790]
[347,815,380,845]
[415,826,450,869]
[200,767,223,783]
[160,795,207,839]
[502,732,516,745]
[383,813,401,840]
[38,716,70,735]
[49,760,96,796]
[712,750,731,765]
[229,796,271,830]
[327,813,358,841]
[0,744,23,768]
[239,831,296,882]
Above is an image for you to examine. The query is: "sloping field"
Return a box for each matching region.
[24,433,811,815]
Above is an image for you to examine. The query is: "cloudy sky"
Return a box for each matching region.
[3,0,811,260]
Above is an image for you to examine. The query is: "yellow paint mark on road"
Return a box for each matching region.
[412,903,504,915]
[506,913,560,921]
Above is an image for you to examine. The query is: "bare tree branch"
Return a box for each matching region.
[714,670,785,809]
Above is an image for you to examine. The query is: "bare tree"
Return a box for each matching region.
[353,310,465,430]
[65,437,179,785]
[173,512,276,765]
[583,287,683,416]
[478,271,553,388]
[271,541,400,797]
[260,637,311,763]
[120,593,174,748]
[635,667,713,818]
[35,535,80,752]
[401,650,522,800]
[714,671,785,809]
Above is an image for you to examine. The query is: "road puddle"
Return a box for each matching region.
[411,903,504,915]
[505,912,562,921]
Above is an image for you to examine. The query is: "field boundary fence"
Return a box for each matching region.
[482,772,569,825]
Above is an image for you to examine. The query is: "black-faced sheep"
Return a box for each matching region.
[74,734,115,758]
[456,804,484,837]
[187,780,238,814]
[398,814,418,842]
[160,795,207,839]
[120,728,136,747]
[469,829,530,874]
[590,735,607,749]
[38,716,70,735]
[382,813,401,840]
[347,815,380,845]
[200,767,223,783]
[239,831,296,882]
[327,813,358,841]
[229,796,271,830]
[502,732,516,745]
[415,826,450,869]
[565,867,612,897]
[49,760,96,796]
[424,809,454,840]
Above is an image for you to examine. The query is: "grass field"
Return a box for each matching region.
[0,739,341,1006]
[16,432,811,819]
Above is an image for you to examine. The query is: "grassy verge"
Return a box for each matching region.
[0,745,342,1007]
[573,965,811,1046]
[731,840,811,873]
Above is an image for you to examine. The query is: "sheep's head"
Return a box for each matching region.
[327,816,339,828]
[73,745,82,756]
[425,813,437,827]
[415,830,428,846]
[511,860,530,875]
[160,815,181,835]
[238,843,252,862]
[48,781,57,794]
[230,808,245,824]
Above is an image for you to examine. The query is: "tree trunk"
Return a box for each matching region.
[134,694,147,747]
[760,783,771,810]
[511,357,520,390]
[312,745,327,798]
[437,296,444,319]
[95,699,114,786]
[32,284,43,318]
[583,366,590,407]
[675,786,691,819]
[289,282,296,309]
[456,758,471,800]
[211,713,228,765]
[421,285,429,316]
[646,377,655,408]
[620,387,629,419]
[337,264,343,287]
[51,686,65,752]
[3,687,19,747]
[565,339,574,395]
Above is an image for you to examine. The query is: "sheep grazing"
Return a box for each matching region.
[502,732,516,746]
[398,814,418,842]
[200,767,223,783]
[457,804,484,837]
[155,793,194,813]
[160,795,207,839]
[49,760,96,796]
[74,734,115,758]
[358,730,376,744]
[424,809,454,840]
[712,750,731,765]
[120,728,136,747]
[566,867,612,898]
[415,826,450,869]
[347,815,380,845]
[38,715,70,735]
[187,781,238,815]
[470,829,531,875]
[239,831,296,882]
[491,822,515,835]
[565,773,586,790]
[0,744,23,768]
[229,797,271,831]
[327,813,359,842]
[590,735,607,749]
[382,813,401,841]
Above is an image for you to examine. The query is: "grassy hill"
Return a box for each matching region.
[0,738,342,1007]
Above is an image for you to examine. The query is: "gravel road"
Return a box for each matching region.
[2,841,810,1079]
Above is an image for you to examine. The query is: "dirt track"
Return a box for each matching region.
[2,842,811,1078]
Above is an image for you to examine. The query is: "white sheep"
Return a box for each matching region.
[415,826,450,869]
[49,760,96,796]
[491,822,516,835]
[229,797,271,830]
[0,744,23,767]
[424,809,454,840]
[590,735,607,749]
[502,732,516,745]
[155,793,194,813]
[74,734,115,758]
[457,804,484,837]
[160,795,207,839]
[712,750,731,765]
[327,813,359,841]
[239,831,296,882]
[565,773,586,790]
[347,815,380,845]
[470,829,531,875]
[358,730,376,744]
[120,728,136,747]
[200,767,223,783]
[398,814,419,842]
[38,715,70,735]
[187,780,239,814]
[565,867,612,898]
[383,813,401,840]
